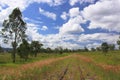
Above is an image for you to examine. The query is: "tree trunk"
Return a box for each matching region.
[34,52,37,57]
[12,33,17,63]
[12,43,17,63]
[12,49,16,63]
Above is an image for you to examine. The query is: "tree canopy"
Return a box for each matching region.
[101,42,109,55]
[1,8,27,63]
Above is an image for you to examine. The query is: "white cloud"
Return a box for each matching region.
[0,0,62,25]
[69,0,95,6]
[61,12,68,20]
[52,0,65,6]
[69,7,80,18]
[59,19,84,34]
[39,8,56,20]
[41,26,48,31]
[0,0,120,50]
[82,0,120,32]
[59,7,85,34]
[33,0,64,6]
[24,17,43,24]
[26,23,41,41]
[86,42,101,49]
[78,33,119,44]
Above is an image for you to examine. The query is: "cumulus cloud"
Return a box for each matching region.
[39,8,56,20]
[26,23,41,41]
[0,0,63,24]
[0,0,120,50]
[60,12,68,20]
[82,0,120,32]
[69,0,95,6]
[86,42,101,49]
[59,7,85,34]
[41,26,48,31]
[78,33,119,44]
[69,7,80,18]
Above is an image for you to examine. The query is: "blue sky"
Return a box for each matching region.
[0,0,120,49]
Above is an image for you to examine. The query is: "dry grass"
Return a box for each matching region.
[0,55,72,78]
[76,54,120,73]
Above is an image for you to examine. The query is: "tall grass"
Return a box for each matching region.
[0,53,69,67]
[78,50,120,65]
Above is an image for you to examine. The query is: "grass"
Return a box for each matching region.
[0,53,69,67]
[78,50,120,65]
[3,53,119,80]
[0,51,120,80]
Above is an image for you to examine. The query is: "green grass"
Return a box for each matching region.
[3,54,119,80]
[78,50,120,65]
[0,53,69,67]
[0,51,120,80]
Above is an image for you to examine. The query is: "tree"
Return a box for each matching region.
[96,47,101,51]
[1,8,26,63]
[117,36,120,50]
[0,45,3,53]
[109,44,115,51]
[84,47,89,52]
[58,47,63,54]
[91,47,96,52]
[101,42,109,55]
[30,41,43,57]
[17,39,29,61]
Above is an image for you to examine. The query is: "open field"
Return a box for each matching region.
[0,51,120,80]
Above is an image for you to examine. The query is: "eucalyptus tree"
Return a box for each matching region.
[1,8,26,63]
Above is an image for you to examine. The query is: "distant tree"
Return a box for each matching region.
[1,8,26,63]
[117,36,120,50]
[46,47,52,53]
[30,41,43,57]
[58,47,63,54]
[0,45,3,53]
[109,44,115,51]
[84,47,89,52]
[91,47,96,52]
[96,47,101,51]
[17,39,29,61]
[54,47,63,54]
[101,42,109,55]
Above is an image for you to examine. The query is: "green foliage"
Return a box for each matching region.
[1,8,26,63]
[30,41,43,57]
[108,44,115,50]
[17,39,30,61]
[96,47,101,51]
[84,47,89,52]
[91,47,96,51]
[0,45,3,53]
[117,36,120,50]
[101,42,109,55]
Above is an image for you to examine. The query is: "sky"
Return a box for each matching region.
[0,0,120,49]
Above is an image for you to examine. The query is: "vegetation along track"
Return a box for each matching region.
[0,54,120,80]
